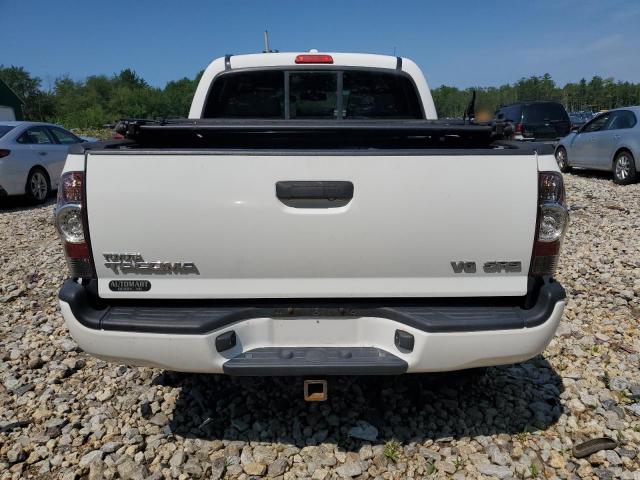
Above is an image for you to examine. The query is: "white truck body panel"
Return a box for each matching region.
[86,151,538,299]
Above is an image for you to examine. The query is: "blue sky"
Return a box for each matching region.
[1,0,639,90]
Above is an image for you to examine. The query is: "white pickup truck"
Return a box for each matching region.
[56,52,568,383]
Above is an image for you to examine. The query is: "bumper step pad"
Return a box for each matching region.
[223,347,407,376]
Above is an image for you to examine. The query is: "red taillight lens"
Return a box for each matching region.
[0,149,11,158]
[57,171,84,203]
[295,54,333,64]
[55,171,95,279]
[515,123,524,134]
[530,172,569,276]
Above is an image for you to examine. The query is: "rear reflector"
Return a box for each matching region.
[295,54,333,64]
[65,241,91,258]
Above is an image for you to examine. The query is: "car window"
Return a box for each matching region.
[523,103,569,123]
[343,71,422,119]
[0,125,15,139]
[289,72,337,119]
[496,105,521,123]
[17,126,54,144]
[50,127,81,144]
[606,110,637,130]
[203,71,285,118]
[582,113,611,133]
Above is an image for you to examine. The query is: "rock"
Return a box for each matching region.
[588,451,606,465]
[58,338,78,352]
[149,412,168,426]
[420,448,441,462]
[359,444,373,461]
[335,462,362,477]
[117,459,147,480]
[549,450,565,469]
[347,421,378,441]
[45,418,68,437]
[169,449,184,468]
[14,382,35,396]
[268,457,288,477]
[312,468,329,480]
[79,450,103,469]
[183,459,203,476]
[4,376,20,390]
[7,445,25,464]
[486,444,509,466]
[240,446,254,465]
[253,445,277,464]
[88,459,105,480]
[101,442,122,453]
[580,392,598,408]
[95,389,112,401]
[210,457,226,480]
[593,467,615,480]
[567,398,586,414]
[476,464,512,478]
[243,463,267,476]
[604,450,622,465]
[437,460,456,474]
[610,376,630,392]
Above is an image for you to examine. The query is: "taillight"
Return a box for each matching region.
[295,54,333,64]
[55,171,95,278]
[530,172,568,276]
[0,149,11,158]
[515,123,524,134]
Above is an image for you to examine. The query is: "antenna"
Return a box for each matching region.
[264,30,270,53]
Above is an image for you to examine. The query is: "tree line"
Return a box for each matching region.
[433,73,640,118]
[2,65,640,128]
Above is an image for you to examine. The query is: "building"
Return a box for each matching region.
[0,78,25,121]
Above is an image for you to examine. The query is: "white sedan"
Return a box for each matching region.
[0,122,95,203]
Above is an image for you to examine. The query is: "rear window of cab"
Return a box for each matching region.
[203,69,423,119]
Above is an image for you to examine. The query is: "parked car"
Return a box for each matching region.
[495,101,571,141]
[55,52,567,395]
[0,122,89,203]
[555,106,639,184]
[569,113,591,131]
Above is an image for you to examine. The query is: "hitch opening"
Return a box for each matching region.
[304,379,328,401]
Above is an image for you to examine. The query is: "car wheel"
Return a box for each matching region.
[25,168,50,203]
[612,150,637,185]
[555,146,571,173]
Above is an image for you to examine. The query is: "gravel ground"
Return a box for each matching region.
[1,171,639,480]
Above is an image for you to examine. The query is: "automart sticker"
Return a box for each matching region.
[109,280,152,292]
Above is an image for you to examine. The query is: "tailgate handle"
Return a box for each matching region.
[276,181,353,208]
